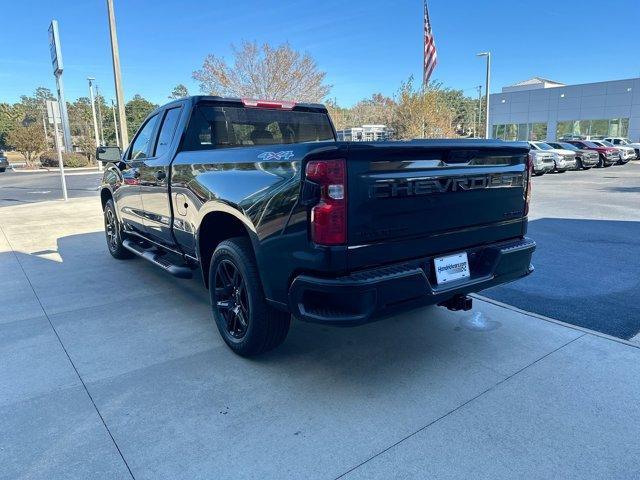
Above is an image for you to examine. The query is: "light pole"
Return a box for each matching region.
[87,77,103,171]
[477,52,491,138]
[95,83,105,145]
[111,99,120,147]
[106,0,129,147]
[476,85,482,138]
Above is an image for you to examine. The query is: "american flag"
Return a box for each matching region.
[423,1,437,86]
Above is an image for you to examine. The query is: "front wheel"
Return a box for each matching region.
[104,199,133,259]
[209,237,290,356]
[0,168,6,173]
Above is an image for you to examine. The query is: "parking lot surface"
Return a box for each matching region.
[2,195,640,479]
[486,161,640,339]
[0,169,102,206]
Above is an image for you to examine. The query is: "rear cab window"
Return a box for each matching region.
[181,104,335,151]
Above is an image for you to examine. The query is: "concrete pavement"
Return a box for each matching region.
[1,198,640,479]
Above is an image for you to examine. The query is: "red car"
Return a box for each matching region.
[565,140,618,167]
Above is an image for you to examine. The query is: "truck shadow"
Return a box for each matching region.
[1,230,500,382]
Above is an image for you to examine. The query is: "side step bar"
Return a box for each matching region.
[122,238,193,279]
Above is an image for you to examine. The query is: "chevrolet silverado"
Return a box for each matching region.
[97,96,535,356]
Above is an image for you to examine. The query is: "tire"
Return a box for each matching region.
[209,237,290,356]
[0,167,6,173]
[575,158,583,171]
[104,199,134,259]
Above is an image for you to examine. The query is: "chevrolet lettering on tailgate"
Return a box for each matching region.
[369,173,524,198]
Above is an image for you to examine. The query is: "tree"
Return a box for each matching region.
[169,84,189,99]
[349,93,396,127]
[391,77,456,139]
[0,103,25,149]
[19,87,55,125]
[125,94,157,139]
[7,123,47,166]
[193,41,331,102]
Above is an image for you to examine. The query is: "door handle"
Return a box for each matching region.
[154,170,166,181]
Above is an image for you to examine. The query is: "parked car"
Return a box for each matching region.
[603,137,640,159]
[528,141,576,172]
[565,140,618,167]
[547,141,599,170]
[97,96,536,356]
[592,140,634,164]
[529,149,556,175]
[0,151,8,172]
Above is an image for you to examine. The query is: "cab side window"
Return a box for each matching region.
[154,107,182,157]
[129,114,160,160]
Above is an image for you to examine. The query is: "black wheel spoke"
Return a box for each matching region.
[213,259,249,339]
[216,299,233,310]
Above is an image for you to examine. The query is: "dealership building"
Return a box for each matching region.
[488,77,640,142]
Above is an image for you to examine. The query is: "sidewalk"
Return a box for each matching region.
[1,198,639,480]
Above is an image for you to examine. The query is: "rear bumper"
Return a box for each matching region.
[288,237,536,325]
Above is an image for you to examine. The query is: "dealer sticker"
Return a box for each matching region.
[434,252,470,284]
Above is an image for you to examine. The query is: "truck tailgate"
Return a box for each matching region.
[345,140,530,270]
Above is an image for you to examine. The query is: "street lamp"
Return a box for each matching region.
[477,52,491,139]
[87,77,103,171]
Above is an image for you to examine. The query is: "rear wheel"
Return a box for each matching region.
[209,237,290,356]
[0,167,6,173]
[104,199,133,259]
[575,158,583,171]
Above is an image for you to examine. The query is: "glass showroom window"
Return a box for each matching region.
[492,123,548,141]
[556,119,629,138]
[528,123,547,141]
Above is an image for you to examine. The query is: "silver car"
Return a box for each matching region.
[528,141,577,173]
[547,142,599,170]
[529,149,555,176]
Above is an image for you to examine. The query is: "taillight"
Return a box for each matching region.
[524,153,533,216]
[305,159,346,245]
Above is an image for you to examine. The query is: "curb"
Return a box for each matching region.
[473,293,640,350]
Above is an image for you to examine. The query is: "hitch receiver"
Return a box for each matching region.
[438,294,473,312]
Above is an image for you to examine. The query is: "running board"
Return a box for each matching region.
[122,239,193,279]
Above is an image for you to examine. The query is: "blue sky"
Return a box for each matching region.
[1,0,639,107]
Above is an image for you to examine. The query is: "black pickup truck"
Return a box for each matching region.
[97,96,535,356]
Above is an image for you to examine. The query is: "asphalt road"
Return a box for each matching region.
[485,160,640,339]
[0,169,101,206]
[2,162,639,339]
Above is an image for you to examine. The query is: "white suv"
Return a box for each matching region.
[603,138,640,159]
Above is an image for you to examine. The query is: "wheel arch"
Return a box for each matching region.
[100,187,113,210]
[196,209,259,289]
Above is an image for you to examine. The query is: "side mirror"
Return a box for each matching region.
[96,146,122,163]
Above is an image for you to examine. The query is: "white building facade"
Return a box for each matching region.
[336,125,394,142]
[488,77,640,142]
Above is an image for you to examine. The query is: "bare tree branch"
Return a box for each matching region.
[193,41,331,102]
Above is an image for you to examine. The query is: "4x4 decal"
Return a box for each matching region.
[257,151,295,161]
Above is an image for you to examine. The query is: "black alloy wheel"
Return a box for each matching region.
[104,199,133,259]
[209,237,290,356]
[214,259,250,340]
